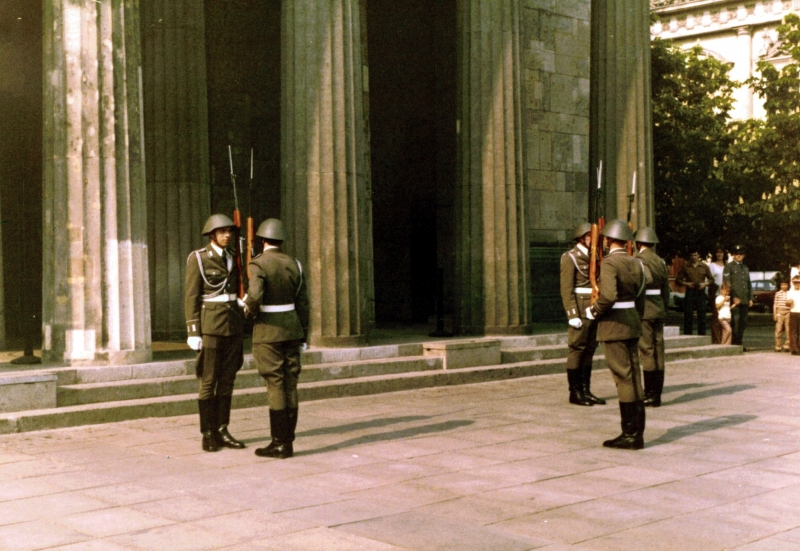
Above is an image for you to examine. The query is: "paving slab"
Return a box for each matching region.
[0,351,797,549]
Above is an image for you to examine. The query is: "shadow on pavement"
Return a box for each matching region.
[663,384,756,406]
[662,383,710,394]
[297,416,433,437]
[647,414,757,446]
[297,419,475,456]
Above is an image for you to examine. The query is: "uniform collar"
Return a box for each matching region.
[209,242,224,257]
[609,248,627,255]
[576,243,588,255]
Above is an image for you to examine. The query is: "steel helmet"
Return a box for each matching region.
[634,227,659,245]
[201,214,235,236]
[256,218,286,241]
[601,218,633,242]
[573,222,592,241]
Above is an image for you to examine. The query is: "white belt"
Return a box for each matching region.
[645,290,661,296]
[613,301,635,309]
[260,304,295,313]
[204,293,237,303]
[574,288,592,295]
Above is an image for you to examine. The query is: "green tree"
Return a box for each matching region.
[651,38,737,261]
[727,13,800,269]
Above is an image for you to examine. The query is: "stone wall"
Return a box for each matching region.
[521,0,592,244]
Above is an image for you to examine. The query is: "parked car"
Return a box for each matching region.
[752,280,776,313]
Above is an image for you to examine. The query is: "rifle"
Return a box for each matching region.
[246,148,255,268]
[627,171,636,255]
[590,161,603,304]
[228,145,246,299]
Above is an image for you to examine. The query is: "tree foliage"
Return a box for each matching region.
[651,38,737,261]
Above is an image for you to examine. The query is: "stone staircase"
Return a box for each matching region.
[0,331,741,434]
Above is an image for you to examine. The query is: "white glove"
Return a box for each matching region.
[237,297,246,309]
[300,342,308,352]
[568,318,582,329]
[585,307,595,320]
[187,336,202,351]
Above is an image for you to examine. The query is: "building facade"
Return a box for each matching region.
[0,0,653,364]
[651,0,800,120]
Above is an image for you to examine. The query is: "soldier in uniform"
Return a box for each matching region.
[560,223,605,406]
[244,219,310,459]
[586,219,647,450]
[634,228,671,407]
[184,214,247,452]
[723,244,753,347]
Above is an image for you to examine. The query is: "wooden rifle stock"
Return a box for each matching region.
[232,209,245,299]
[246,217,254,268]
[627,222,633,256]
[589,223,600,304]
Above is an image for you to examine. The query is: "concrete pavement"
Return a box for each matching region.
[0,351,799,550]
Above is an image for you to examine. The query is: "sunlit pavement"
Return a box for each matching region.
[0,349,798,550]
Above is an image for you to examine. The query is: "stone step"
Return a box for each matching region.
[0,343,741,434]
[501,335,711,363]
[57,356,443,407]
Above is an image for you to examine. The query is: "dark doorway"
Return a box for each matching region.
[204,0,281,225]
[367,0,457,324]
[0,0,43,347]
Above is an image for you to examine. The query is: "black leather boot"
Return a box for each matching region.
[198,399,221,452]
[286,407,299,455]
[567,369,593,406]
[603,401,644,450]
[581,364,606,405]
[255,409,292,458]
[214,395,246,449]
[643,370,663,407]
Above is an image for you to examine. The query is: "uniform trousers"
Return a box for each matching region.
[683,288,707,335]
[601,339,643,403]
[197,334,243,400]
[253,339,303,410]
[566,319,598,370]
[775,312,791,350]
[638,319,665,372]
[731,304,749,345]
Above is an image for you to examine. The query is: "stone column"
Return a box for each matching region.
[733,26,754,120]
[282,0,374,347]
[141,0,211,340]
[590,0,653,228]
[43,0,151,364]
[454,0,530,336]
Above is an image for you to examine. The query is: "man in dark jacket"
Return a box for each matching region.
[634,228,671,407]
[244,219,310,459]
[723,244,753,347]
[586,219,646,449]
[184,214,247,452]
[560,223,604,406]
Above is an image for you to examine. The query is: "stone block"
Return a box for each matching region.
[0,374,57,413]
[665,326,680,337]
[422,340,501,370]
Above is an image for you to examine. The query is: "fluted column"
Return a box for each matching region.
[732,27,754,120]
[455,0,530,336]
[43,0,151,365]
[282,0,374,347]
[590,0,653,227]
[141,0,210,340]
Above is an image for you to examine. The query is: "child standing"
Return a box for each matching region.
[787,276,800,355]
[774,279,791,352]
[715,282,733,345]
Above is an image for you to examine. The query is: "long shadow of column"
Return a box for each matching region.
[647,414,757,447]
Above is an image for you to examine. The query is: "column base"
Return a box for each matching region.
[484,324,531,336]
[41,348,153,366]
[310,335,369,348]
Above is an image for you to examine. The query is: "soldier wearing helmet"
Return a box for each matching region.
[184,214,247,452]
[244,218,310,459]
[559,222,604,407]
[634,227,670,407]
[585,219,647,449]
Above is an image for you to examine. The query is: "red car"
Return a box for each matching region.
[752,280,776,313]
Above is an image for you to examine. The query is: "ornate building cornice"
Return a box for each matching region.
[651,0,793,40]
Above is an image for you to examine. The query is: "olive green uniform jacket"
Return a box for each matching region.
[184,243,244,338]
[589,249,646,342]
[560,244,594,320]
[636,248,670,321]
[244,248,310,344]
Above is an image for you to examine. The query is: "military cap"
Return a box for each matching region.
[256,218,287,241]
[731,244,746,254]
[202,214,235,236]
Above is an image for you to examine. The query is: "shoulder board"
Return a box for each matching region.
[186,248,207,264]
[251,252,263,260]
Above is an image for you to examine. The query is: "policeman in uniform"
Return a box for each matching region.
[244,219,310,459]
[586,219,647,449]
[723,244,753,347]
[184,214,247,452]
[634,228,670,407]
[560,223,605,406]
